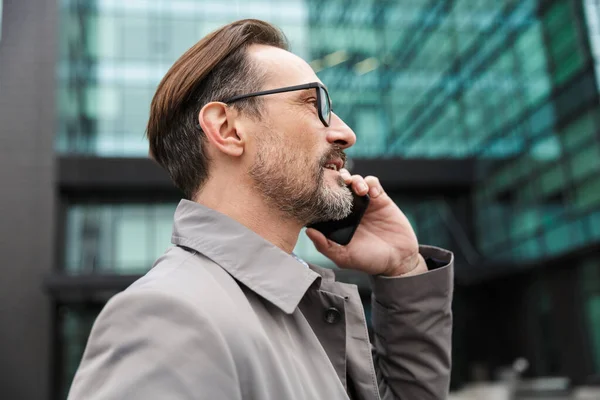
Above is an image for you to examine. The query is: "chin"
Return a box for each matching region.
[324,171,346,188]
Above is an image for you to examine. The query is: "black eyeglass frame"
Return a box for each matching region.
[223,82,332,127]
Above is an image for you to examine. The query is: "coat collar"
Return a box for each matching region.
[171,199,321,314]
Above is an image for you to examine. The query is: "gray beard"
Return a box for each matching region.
[249,148,353,226]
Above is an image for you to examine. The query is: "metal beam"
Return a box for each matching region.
[58,156,476,195]
[457,241,600,285]
[45,269,373,303]
[58,157,178,193]
[44,274,140,304]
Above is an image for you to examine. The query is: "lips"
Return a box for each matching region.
[322,146,346,169]
[323,158,343,171]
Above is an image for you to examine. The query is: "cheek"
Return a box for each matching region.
[266,110,323,166]
[278,129,316,165]
[297,125,323,157]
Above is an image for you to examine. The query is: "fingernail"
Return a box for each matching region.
[371,187,380,197]
[359,182,368,192]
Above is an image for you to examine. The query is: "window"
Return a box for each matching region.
[540,164,566,197]
[570,143,600,182]
[58,305,102,399]
[65,203,177,274]
[573,175,600,213]
[561,111,598,151]
[580,256,600,373]
[56,0,546,160]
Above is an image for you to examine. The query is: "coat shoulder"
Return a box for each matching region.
[123,246,253,332]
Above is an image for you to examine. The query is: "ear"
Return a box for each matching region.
[199,102,244,157]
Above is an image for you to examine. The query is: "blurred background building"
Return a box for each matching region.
[1,0,600,399]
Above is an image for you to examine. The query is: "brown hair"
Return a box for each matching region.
[146,19,288,199]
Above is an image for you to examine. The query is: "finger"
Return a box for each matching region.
[305,228,344,257]
[350,174,369,196]
[364,175,384,198]
[339,168,352,183]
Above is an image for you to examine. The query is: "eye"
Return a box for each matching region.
[306,97,318,108]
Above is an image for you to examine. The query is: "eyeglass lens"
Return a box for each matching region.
[318,87,331,126]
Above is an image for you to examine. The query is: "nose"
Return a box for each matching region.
[326,112,356,149]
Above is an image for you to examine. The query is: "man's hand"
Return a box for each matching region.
[306,169,428,277]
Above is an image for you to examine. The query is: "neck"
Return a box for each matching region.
[194,176,302,254]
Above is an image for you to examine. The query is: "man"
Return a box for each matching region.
[68,19,453,400]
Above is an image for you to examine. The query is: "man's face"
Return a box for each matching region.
[244,45,357,225]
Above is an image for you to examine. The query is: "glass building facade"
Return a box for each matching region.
[55,0,600,397]
[57,0,600,262]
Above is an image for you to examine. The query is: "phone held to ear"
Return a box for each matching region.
[307,190,370,246]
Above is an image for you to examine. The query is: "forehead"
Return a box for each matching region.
[247,44,322,89]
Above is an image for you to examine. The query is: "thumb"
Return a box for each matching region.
[305,228,346,260]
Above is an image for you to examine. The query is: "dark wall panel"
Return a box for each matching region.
[0,0,57,398]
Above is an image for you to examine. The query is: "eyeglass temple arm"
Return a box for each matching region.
[224,83,321,104]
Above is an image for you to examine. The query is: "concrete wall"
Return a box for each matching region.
[0,0,57,398]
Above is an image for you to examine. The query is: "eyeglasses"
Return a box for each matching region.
[224,82,332,127]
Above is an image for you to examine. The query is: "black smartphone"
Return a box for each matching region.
[307,190,370,245]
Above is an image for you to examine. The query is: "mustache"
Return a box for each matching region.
[320,145,347,169]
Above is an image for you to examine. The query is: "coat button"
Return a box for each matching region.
[324,307,341,324]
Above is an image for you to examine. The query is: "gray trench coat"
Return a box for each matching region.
[68,200,454,399]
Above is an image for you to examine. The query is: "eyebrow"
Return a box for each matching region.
[287,89,314,104]
[298,89,315,97]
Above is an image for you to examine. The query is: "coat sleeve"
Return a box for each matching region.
[67,289,242,400]
[369,245,454,400]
